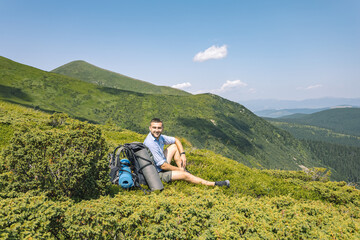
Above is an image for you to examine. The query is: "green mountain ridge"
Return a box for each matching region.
[267,116,360,184]
[275,108,360,136]
[51,60,190,96]
[268,120,360,147]
[0,56,321,171]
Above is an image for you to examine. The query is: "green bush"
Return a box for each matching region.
[1,189,359,239]
[1,118,110,199]
[0,193,71,239]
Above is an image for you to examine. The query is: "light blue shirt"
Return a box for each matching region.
[143,132,175,172]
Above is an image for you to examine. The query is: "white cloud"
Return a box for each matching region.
[191,89,207,94]
[213,80,248,93]
[297,84,323,90]
[172,82,192,89]
[192,80,249,95]
[306,84,323,90]
[248,88,257,94]
[193,45,228,62]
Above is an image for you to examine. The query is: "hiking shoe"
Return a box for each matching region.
[215,180,230,187]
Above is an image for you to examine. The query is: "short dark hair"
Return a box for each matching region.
[150,118,163,125]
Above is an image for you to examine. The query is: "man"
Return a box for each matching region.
[143,118,230,187]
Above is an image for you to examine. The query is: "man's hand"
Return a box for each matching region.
[175,138,187,170]
[180,154,187,170]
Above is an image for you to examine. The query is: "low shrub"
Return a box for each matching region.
[1,117,110,200]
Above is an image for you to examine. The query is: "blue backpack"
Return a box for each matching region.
[109,142,164,191]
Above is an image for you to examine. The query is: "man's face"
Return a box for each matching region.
[149,122,163,139]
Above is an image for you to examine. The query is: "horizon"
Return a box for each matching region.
[1,0,359,102]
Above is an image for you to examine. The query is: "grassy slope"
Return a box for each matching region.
[276,108,360,137]
[303,140,360,183]
[267,120,360,184]
[0,56,319,170]
[0,101,359,239]
[52,60,190,96]
[269,120,360,147]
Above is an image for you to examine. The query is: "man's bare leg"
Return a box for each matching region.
[171,171,215,186]
[164,144,182,168]
[164,145,230,187]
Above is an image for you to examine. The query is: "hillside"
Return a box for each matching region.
[268,119,360,184]
[276,108,360,137]
[0,56,320,170]
[268,121,360,147]
[1,101,359,239]
[52,60,190,96]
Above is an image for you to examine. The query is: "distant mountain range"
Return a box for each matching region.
[254,108,329,118]
[242,98,360,115]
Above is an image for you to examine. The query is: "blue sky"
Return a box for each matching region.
[1,0,359,102]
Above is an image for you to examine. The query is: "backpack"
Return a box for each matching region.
[109,142,164,191]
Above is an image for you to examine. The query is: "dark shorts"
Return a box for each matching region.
[158,171,172,183]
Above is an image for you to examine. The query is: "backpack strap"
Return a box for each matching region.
[109,145,127,184]
[111,145,127,166]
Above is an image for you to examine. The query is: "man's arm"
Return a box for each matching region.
[175,138,187,169]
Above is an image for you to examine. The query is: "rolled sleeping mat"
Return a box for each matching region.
[118,159,134,189]
[135,146,164,191]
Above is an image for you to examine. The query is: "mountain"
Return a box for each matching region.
[275,108,360,137]
[0,56,320,170]
[266,110,360,183]
[268,121,360,147]
[243,98,360,112]
[255,108,328,118]
[52,60,190,96]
